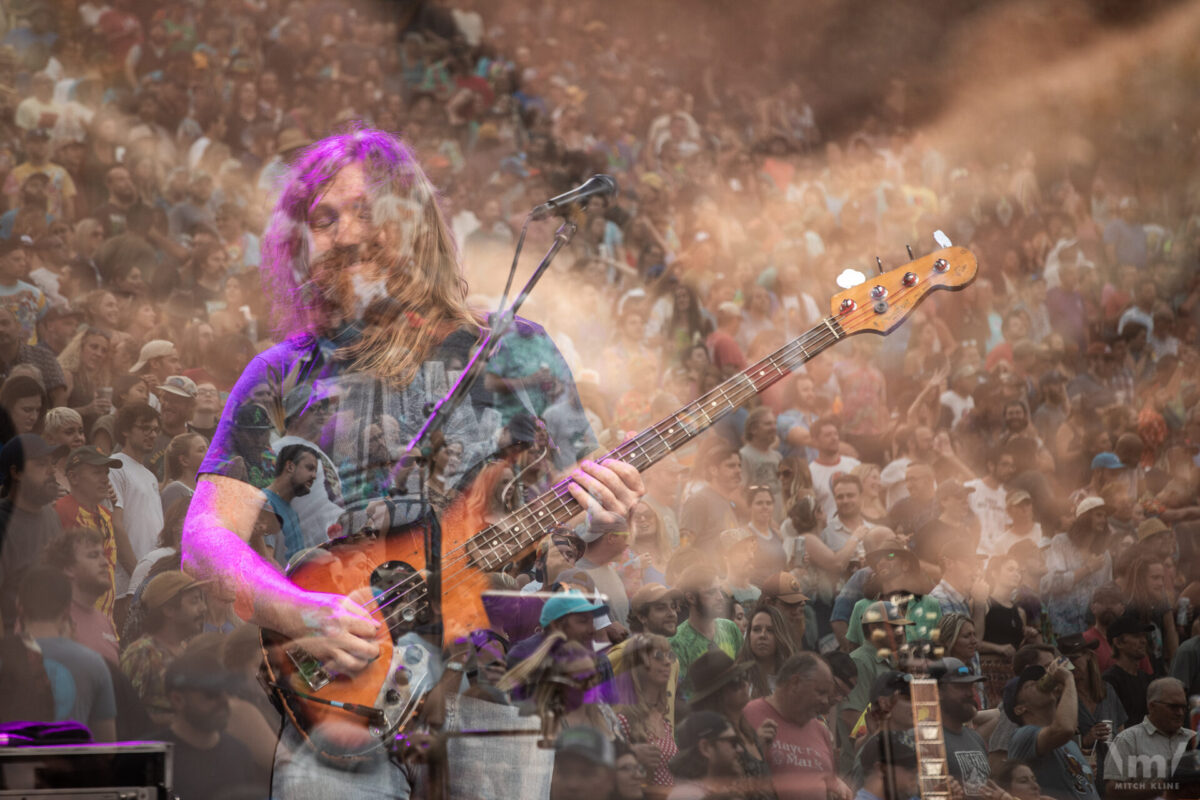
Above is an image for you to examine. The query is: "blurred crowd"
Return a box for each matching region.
[0,0,1199,799]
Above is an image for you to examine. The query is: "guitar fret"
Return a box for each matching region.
[823,317,840,339]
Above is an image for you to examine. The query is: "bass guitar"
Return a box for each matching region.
[260,244,978,759]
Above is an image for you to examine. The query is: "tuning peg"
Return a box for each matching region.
[875,256,884,275]
[933,230,952,248]
[906,244,915,260]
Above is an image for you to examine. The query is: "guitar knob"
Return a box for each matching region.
[870,285,887,301]
[840,299,857,315]
[902,272,919,287]
[933,258,949,273]
[394,667,410,686]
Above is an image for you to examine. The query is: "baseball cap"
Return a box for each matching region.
[165,651,239,693]
[1106,613,1155,647]
[716,301,742,318]
[1056,633,1100,657]
[130,340,177,373]
[157,375,198,399]
[675,710,730,752]
[140,570,209,610]
[555,725,614,768]
[1090,452,1124,470]
[0,234,34,256]
[630,583,682,617]
[1136,517,1171,542]
[1002,665,1048,723]
[865,539,918,568]
[936,657,986,684]
[1074,496,1107,519]
[862,600,913,627]
[761,572,809,604]
[539,589,603,628]
[859,730,918,770]
[869,670,912,703]
[1005,489,1032,507]
[234,402,274,430]
[0,434,67,485]
[64,446,121,473]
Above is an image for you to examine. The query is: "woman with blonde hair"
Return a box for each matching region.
[57,326,114,430]
[939,612,986,708]
[613,633,678,791]
[851,462,887,524]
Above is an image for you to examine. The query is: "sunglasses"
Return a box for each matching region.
[649,649,677,663]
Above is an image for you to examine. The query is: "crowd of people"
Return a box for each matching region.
[0,0,1199,799]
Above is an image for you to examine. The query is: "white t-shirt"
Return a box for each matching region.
[986,523,1043,557]
[880,456,912,508]
[110,452,165,595]
[964,478,1009,553]
[940,389,975,426]
[809,455,862,520]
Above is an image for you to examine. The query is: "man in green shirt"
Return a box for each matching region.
[670,564,742,695]
[839,601,912,742]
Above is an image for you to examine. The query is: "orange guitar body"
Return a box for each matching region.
[260,493,496,759]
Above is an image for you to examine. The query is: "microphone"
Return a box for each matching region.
[531,175,617,220]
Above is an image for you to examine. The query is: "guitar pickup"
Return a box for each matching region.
[287,646,333,690]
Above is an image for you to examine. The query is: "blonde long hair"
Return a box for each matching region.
[260,126,481,384]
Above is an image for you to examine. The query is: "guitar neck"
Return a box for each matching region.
[472,316,847,566]
[911,677,951,799]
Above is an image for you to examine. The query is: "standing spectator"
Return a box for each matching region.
[737,604,800,699]
[670,565,743,692]
[576,514,632,628]
[856,731,921,800]
[931,541,985,619]
[261,443,318,567]
[270,386,343,546]
[966,447,1015,553]
[14,73,62,132]
[685,650,774,796]
[807,417,861,520]
[156,647,259,800]
[760,571,812,653]
[1003,661,1099,800]
[17,566,116,740]
[91,166,147,238]
[1103,677,1193,783]
[821,473,870,569]
[1057,633,1127,753]
[679,444,742,545]
[55,445,125,619]
[41,527,119,664]
[1102,613,1156,725]
[743,652,848,800]
[148,375,197,480]
[110,403,164,597]
[989,490,1041,556]
[940,366,978,427]
[57,325,115,430]
[160,432,207,514]
[3,127,76,221]
[120,570,208,725]
[1082,582,1132,671]
[939,657,991,797]
[740,407,782,512]
[552,727,616,800]
[706,301,746,377]
[0,235,47,344]
[615,634,678,791]
[839,601,910,746]
[665,710,747,800]
[1041,497,1113,637]
[0,305,66,405]
[744,484,787,581]
[0,433,64,628]
[0,373,47,436]
[128,340,182,409]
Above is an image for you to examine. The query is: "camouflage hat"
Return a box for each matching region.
[234,402,273,430]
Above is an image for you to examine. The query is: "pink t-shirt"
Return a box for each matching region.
[743,698,835,800]
[71,599,119,665]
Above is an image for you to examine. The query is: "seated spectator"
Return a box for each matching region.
[17,566,116,740]
[1103,677,1194,783]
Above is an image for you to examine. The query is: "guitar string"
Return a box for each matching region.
[361,270,945,617]
[360,318,845,618]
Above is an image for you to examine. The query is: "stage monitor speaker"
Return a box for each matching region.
[0,741,171,799]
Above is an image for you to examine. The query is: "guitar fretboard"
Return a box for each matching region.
[470,315,846,569]
[912,677,952,800]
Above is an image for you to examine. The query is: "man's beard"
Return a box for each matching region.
[293,480,313,497]
[308,241,399,324]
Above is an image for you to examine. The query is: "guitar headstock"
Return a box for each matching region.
[830,245,977,336]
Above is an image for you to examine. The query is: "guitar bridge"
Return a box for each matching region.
[287,645,332,690]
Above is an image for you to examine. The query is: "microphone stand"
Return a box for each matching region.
[389,215,579,798]
[397,216,580,650]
